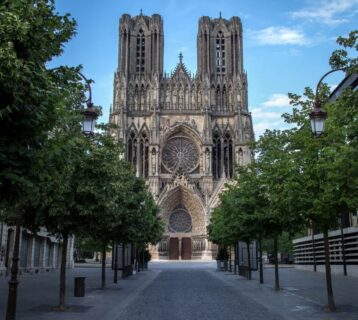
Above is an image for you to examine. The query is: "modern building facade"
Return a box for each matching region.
[110,12,254,260]
[0,224,74,275]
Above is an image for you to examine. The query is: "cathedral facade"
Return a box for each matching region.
[110,13,254,260]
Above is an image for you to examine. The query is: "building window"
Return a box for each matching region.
[127,132,137,170]
[216,31,225,74]
[136,29,145,74]
[212,132,221,179]
[223,132,233,178]
[139,131,149,178]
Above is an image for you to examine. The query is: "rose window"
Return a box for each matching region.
[162,136,199,173]
[169,205,192,233]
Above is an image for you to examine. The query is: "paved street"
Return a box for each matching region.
[0,261,357,320]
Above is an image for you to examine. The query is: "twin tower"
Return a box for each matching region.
[110,12,254,260]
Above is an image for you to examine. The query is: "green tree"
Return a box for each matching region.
[233,165,269,282]
[255,129,305,289]
[0,1,77,317]
[82,127,163,287]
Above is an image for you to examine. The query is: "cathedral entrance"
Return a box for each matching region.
[181,238,191,260]
[169,238,179,260]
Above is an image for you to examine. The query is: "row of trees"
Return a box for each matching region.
[208,30,358,312]
[0,1,163,317]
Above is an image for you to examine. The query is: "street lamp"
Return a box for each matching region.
[309,68,345,137]
[308,68,347,312]
[82,102,98,135]
[77,72,99,135]
[309,101,327,137]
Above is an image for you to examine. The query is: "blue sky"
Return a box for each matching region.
[51,0,358,138]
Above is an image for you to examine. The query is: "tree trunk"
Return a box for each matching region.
[323,229,336,311]
[259,238,264,284]
[6,214,21,320]
[59,234,68,310]
[113,243,118,283]
[122,244,125,279]
[136,248,140,272]
[274,237,280,290]
[101,245,106,289]
[142,250,145,271]
[246,241,251,280]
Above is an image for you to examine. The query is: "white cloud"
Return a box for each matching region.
[253,121,290,139]
[291,0,358,25]
[249,27,310,46]
[251,93,294,138]
[251,108,283,120]
[261,94,290,108]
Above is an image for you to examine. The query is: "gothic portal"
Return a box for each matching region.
[110,13,254,260]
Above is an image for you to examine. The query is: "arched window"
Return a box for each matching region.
[216,31,225,74]
[139,131,149,178]
[136,29,145,74]
[223,132,233,178]
[127,132,137,170]
[212,131,221,179]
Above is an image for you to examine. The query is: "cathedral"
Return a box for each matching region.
[110,12,254,260]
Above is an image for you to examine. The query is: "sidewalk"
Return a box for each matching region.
[0,266,161,320]
[211,267,358,320]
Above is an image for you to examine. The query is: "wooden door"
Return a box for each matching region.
[169,238,179,260]
[181,237,192,260]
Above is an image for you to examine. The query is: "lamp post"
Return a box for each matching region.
[309,68,345,137]
[5,70,98,320]
[309,68,346,312]
[76,71,99,135]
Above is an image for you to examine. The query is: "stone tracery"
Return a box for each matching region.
[162,136,199,173]
[112,12,254,260]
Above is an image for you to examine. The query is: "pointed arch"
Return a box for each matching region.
[223,131,233,178]
[127,127,138,170]
[212,125,222,179]
[138,127,149,178]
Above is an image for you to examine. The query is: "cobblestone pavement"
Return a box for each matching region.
[0,261,357,320]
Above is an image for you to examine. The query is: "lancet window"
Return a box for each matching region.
[216,31,225,74]
[139,131,149,178]
[127,130,149,177]
[136,29,145,74]
[127,132,137,169]
[212,132,221,179]
[212,131,233,179]
[223,132,233,178]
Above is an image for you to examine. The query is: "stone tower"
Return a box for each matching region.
[110,12,254,260]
